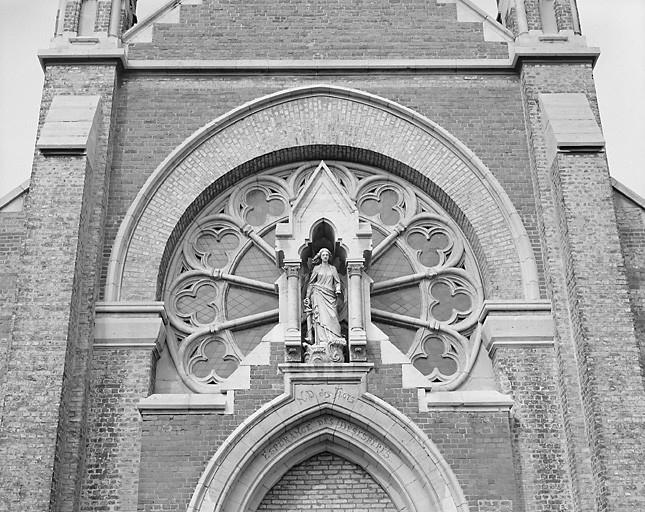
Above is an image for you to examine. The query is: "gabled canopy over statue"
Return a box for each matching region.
[303,248,346,363]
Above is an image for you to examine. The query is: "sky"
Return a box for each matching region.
[0,0,643,200]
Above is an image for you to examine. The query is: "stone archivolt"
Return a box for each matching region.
[187,365,469,512]
[163,160,483,393]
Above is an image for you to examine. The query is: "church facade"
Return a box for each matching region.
[0,1,644,511]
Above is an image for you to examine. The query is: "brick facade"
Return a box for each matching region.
[127,0,508,60]
[256,452,396,511]
[613,189,645,379]
[1,1,644,512]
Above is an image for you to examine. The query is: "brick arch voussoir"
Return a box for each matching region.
[106,85,538,302]
[187,393,469,512]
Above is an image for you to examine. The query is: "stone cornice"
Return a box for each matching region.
[478,300,555,358]
[37,49,600,73]
[37,48,126,69]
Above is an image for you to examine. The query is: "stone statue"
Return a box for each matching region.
[303,248,347,363]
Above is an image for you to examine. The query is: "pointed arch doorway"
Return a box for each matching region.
[187,365,468,512]
[255,451,397,511]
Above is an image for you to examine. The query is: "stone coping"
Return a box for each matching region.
[0,179,29,211]
[612,177,645,210]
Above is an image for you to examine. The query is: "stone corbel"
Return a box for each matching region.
[94,301,167,357]
[479,300,554,357]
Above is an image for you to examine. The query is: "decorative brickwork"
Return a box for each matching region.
[95,0,111,32]
[63,0,82,32]
[256,452,396,511]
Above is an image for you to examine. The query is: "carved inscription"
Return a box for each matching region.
[295,386,357,405]
[261,415,391,461]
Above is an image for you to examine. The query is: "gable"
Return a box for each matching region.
[124,0,511,60]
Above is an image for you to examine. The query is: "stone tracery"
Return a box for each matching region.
[163,160,483,392]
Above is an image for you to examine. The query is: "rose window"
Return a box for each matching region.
[164,161,483,392]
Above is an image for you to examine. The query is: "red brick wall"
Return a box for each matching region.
[520,60,645,511]
[613,190,645,381]
[127,0,508,60]
[81,348,156,511]
[0,64,119,512]
[0,211,25,394]
[256,452,396,511]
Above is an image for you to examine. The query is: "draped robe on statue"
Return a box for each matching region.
[307,264,344,344]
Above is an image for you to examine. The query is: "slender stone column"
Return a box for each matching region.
[283,261,302,362]
[347,260,367,362]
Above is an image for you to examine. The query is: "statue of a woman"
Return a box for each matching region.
[303,248,346,363]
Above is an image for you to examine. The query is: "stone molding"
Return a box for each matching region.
[36,95,102,166]
[419,389,513,412]
[478,300,554,357]
[37,54,600,71]
[279,363,374,394]
[187,364,469,512]
[539,93,605,162]
[94,301,166,354]
[137,392,233,415]
[104,84,540,303]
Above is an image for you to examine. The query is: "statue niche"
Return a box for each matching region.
[275,160,372,364]
[302,224,348,363]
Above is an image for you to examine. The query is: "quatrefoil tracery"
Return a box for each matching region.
[229,179,290,228]
[357,178,415,226]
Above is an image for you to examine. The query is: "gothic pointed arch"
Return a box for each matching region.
[105,84,539,303]
[187,369,469,512]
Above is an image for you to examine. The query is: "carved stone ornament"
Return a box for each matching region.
[163,160,483,391]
